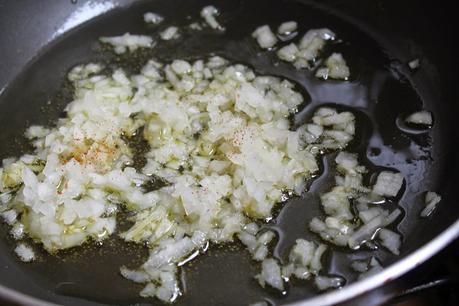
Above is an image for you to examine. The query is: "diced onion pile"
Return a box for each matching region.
[275,28,337,69]
[0,53,356,302]
[315,53,350,80]
[309,152,404,253]
[0,8,440,303]
[252,24,350,80]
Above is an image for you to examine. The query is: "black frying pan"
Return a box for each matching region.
[0,0,458,305]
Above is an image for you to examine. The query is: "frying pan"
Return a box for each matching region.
[0,0,458,305]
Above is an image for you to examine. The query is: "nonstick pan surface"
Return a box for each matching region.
[0,0,458,305]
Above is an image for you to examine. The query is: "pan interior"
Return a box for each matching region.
[0,0,453,305]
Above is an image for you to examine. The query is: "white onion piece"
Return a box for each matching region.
[349,209,401,249]
[421,191,441,217]
[282,239,328,282]
[120,266,151,283]
[278,21,297,35]
[25,126,52,139]
[252,25,278,49]
[0,210,17,225]
[290,28,336,69]
[314,275,344,291]
[335,152,358,171]
[405,111,433,126]
[160,26,179,40]
[200,5,225,31]
[14,243,35,262]
[348,215,384,249]
[408,59,420,70]
[378,228,401,255]
[309,217,351,247]
[299,28,335,49]
[277,43,299,62]
[143,12,164,25]
[11,223,25,240]
[100,33,154,54]
[316,53,350,80]
[256,258,284,291]
[239,227,275,262]
[373,171,404,197]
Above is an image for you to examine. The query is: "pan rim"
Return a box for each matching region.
[1,219,458,305]
[285,218,459,306]
[1,0,457,305]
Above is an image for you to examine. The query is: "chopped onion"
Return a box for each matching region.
[378,228,401,255]
[315,53,350,80]
[278,21,297,35]
[408,59,420,70]
[11,223,25,240]
[288,28,336,69]
[314,275,344,291]
[1,209,17,225]
[100,33,154,54]
[200,5,225,31]
[0,14,381,301]
[144,12,164,25]
[350,260,368,273]
[160,26,179,40]
[277,43,299,62]
[349,209,401,249]
[421,191,441,217]
[256,258,284,291]
[373,171,404,197]
[405,111,433,126]
[14,243,35,262]
[252,25,278,49]
[239,227,275,262]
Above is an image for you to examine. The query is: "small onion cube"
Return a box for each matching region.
[405,111,433,126]
[278,21,298,35]
[200,5,225,31]
[14,243,35,262]
[378,228,401,255]
[408,59,420,70]
[314,275,344,291]
[100,33,154,54]
[252,25,278,49]
[256,258,284,291]
[277,43,299,62]
[421,191,441,217]
[143,12,164,25]
[316,53,350,80]
[373,171,404,197]
[160,26,179,40]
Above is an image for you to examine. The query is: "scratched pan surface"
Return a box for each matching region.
[0,0,458,305]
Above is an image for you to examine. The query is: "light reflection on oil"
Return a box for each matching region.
[54,1,116,38]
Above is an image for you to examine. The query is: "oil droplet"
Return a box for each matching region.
[369,147,381,156]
